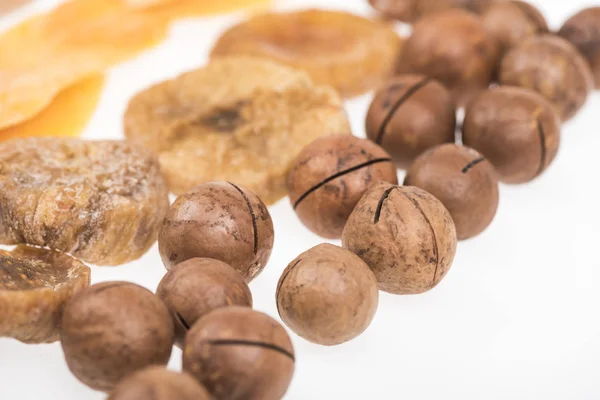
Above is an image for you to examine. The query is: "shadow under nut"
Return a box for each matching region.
[158,181,274,282]
[276,243,379,346]
[342,182,457,294]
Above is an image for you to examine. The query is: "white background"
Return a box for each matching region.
[1,0,600,399]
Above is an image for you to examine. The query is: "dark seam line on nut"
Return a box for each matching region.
[176,313,190,331]
[511,1,541,26]
[400,192,440,288]
[536,119,547,177]
[275,258,303,317]
[228,182,258,255]
[461,157,486,173]
[375,78,432,144]
[207,339,295,362]
[374,186,399,224]
[293,158,394,209]
[91,282,128,295]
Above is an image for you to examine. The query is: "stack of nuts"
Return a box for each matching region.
[1,3,600,400]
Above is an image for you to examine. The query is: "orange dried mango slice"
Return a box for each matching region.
[0,0,168,129]
[210,9,403,98]
[0,74,104,142]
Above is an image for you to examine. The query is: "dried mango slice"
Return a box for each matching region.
[210,9,403,98]
[0,0,168,130]
[0,0,31,15]
[0,74,104,142]
[124,57,350,204]
[0,138,170,266]
[0,245,90,344]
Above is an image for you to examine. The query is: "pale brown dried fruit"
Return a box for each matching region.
[0,138,169,266]
[210,10,402,98]
[0,245,90,344]
[124,57,350,204]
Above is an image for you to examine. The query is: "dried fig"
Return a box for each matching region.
[0,245,90,344]
[210,10,402,98]
[124,57,350,204]
[0,138,169,265]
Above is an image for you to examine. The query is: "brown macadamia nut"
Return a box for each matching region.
[342,182,457,294]
[0,245,90,344]
[287,135,397,239]
[156,257,253,348]
[559,7,600,88]
[404,144,499,240]
[183,307,295,400]
[395,10,499,106]
[159,181,274,282]
[108,367,210,400]
[499,35,594,120]
[276,244,379,346]
[365,75,456,168]
[60,282,175,392]
[481,1,548,54]
[463,86,561,184]
[369,0,500,23]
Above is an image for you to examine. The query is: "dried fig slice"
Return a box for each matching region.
[0,138,170,265]
[0,245,90,343]
[210,10,402,98]
[124,57,350,204]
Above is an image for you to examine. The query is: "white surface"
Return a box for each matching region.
[1,0,600,399]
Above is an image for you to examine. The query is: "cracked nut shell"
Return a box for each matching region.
[558,7,600,88]
[499,35,594,121]
[365,75,456,169]
[156,257,253,348]
[342,182,457,294]
[183,307,295,400]
[287,135,397,239]
[60,282,175,392]
[0,245,90,344]
[481,1,548,54]
[276,243,379,346]
[158,181,274,282]
[395,9,499,106]
[108,366,210,400]
[463,86,561,184]
[404,144,499,240]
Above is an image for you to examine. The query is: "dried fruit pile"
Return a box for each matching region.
[1,2,600,400]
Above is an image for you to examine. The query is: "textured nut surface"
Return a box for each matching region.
[463,86,561,184]
[342,182,457,294]
[365,75,456,168]
[0,245,90,344]
[481,1,548,54]
[276,243,379,346]
[124,56,350,204]
[404,144,499,240]
[287,135,397,239]
[183,307,295,400]
[0,138,169,266]
[60,282,175,392]
[156,258,253,348]
[499,35,594,121]
[395,10,499,106]
[158,181,274,282]
[108,367,210,400]
[210,10,402,98]
[369,0,499,22]
[559,7,600,88]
